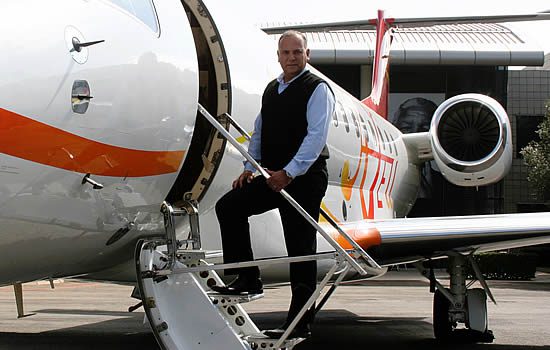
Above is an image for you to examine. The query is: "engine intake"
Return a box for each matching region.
[429,94,512,187]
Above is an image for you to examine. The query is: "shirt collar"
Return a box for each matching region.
[277,69,309,85]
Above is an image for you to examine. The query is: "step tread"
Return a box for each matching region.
[244,333,305,348]
[207,291,264,305]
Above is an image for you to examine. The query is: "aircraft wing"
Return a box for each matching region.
[262,12,550,33]
[362,212,550,265]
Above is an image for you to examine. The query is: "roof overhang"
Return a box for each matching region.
[266,23,544,66]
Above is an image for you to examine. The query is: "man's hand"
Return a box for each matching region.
[266,169,292,192]
[233,170,254,189]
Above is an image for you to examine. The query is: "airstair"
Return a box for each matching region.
[135,104,383,350]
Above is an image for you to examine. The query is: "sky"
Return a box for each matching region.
[225,0,550,56]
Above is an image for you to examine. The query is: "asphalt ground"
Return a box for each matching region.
[0,270,549,349]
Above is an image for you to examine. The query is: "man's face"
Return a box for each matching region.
[277,34,310,81]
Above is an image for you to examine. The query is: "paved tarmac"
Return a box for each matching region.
[0,270,549,349]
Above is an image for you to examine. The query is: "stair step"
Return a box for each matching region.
[244,334,305,350]
[176,249,205,263]
[207,292,264,306]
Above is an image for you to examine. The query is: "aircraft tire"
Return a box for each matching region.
[433,289,454,340]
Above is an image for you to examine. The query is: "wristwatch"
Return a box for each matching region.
[284,170,294,180]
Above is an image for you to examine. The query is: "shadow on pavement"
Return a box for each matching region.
[251,309,550,350]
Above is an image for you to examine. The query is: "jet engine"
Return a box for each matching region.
[429,94,512,187]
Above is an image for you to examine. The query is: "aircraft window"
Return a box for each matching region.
[332,105,339,127]
[388,132,396,155]
[380,129,386,147]
[338,102,350,133]
[384,130,393,154]
[109,0,159,33]
[350,109,361,138]
[358,113,369,141]
[343,115,350,133]
[367,120,377,146]
[377,126,386,151]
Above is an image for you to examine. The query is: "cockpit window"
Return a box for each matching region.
[109,0,159,34]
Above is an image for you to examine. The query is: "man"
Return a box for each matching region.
[211,30,335,338]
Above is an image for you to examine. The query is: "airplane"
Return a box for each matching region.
[1,0,550,349]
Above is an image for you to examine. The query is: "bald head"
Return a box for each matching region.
[278,30,308,50]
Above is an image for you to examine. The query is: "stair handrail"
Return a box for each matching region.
[198,104,382,275]
[219,111,381,269]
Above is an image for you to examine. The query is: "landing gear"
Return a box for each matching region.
[419,254,495,343]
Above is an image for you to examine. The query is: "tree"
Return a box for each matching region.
[520,100,550,200]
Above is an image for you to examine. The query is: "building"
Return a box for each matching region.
[505,54,550,213]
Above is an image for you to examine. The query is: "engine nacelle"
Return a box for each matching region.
[429,94,512,187]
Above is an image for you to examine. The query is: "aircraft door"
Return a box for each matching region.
[58,0,200,237]
[0,0,200,281]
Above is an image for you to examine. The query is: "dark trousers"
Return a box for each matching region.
[215,168,328,326]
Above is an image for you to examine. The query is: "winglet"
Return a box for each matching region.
[361,10,394,120]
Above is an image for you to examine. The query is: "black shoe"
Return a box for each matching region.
[263,324,311,339]
[210,276,263,295]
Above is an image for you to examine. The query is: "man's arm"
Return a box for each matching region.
[244,113,262,173]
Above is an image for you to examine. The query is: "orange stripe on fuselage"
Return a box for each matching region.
[0,108,185,177]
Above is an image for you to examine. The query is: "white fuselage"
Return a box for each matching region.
[0,0,420,285]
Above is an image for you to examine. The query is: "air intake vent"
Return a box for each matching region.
[437,102,499,161]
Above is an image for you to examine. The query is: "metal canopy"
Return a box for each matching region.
[264,23,544,66]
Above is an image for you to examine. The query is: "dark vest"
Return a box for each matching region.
[260,71,330,172]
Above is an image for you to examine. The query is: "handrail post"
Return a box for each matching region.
[181,200,201,250]
[161,201,179,269]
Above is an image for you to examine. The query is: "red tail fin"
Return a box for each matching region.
[362,10,393,120]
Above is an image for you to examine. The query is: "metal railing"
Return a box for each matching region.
[197,104,382,275]
[147,103,386,347]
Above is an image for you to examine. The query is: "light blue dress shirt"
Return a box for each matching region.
[244,69,335,178]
